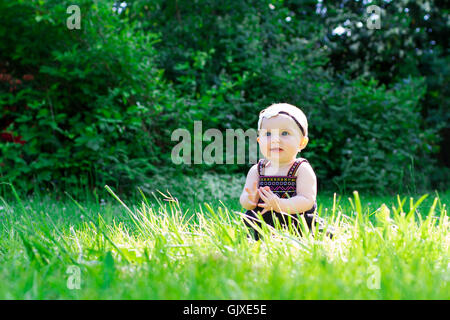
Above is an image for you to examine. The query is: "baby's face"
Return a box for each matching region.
[258,114,305,163]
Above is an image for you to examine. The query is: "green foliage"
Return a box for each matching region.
[0,0,177,192]
[314,77,434,193]
[318,0,450,188]
[125,0,444,193]
[0,0,447,195]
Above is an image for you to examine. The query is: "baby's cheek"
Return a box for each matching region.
[291,137,302,145]
[285,137,297,145]
[260,139,269,148]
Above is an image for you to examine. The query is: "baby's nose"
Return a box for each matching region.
[271,134,280,142]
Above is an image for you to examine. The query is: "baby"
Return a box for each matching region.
[240,103,324,240]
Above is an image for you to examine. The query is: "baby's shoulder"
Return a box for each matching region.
[294,157,315,177]
[246,163,259,177]
[252,159,268,175]
[295,157,311,166]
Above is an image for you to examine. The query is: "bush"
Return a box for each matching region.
[0,0,178,193]
[0,0,444,195]
[309,77,434,194]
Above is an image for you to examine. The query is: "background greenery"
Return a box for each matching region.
[1,0,449,196]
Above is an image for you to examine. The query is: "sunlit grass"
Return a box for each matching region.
[0,184,448,299]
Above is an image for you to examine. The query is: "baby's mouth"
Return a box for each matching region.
[270,147,283,152]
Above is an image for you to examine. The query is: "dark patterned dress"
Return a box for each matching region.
[243,158,323,240]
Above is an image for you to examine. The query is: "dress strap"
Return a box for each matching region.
[257,159,267,176]
[287,159,308,177]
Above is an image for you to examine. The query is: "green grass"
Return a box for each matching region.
[0,184,448,299]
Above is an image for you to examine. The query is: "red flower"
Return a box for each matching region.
[0,131,26,145]
[0,132,14,142]
[13,135,26,145]
[23,74,34,81]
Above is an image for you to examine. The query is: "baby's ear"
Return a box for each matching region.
[300,136,309,149]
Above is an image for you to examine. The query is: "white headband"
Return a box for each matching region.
[258,104,308,137]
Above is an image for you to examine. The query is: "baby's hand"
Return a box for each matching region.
[258,186,282,215]
[245,181,259,207]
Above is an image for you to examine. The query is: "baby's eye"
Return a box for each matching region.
[266,132,271,137]
[281,131,289,136]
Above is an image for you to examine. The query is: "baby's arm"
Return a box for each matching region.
[275,162,317,214]
[239,164,260,210]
